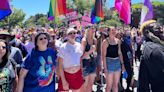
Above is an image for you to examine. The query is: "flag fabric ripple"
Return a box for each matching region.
[0,0,12,20]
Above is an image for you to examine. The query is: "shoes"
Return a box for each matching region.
[95,80,104,87]
[125,89,133,92]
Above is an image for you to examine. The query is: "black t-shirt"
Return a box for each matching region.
[121,40,133,63]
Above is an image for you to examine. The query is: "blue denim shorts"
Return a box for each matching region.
[106,57,121,73]
[82,59,96,77]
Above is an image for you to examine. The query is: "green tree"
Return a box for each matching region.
[24,13,63,28]
[23,16,36,28]
[104,19,122,27]
[75,0,93,14]
[0,7,25,30]
[66,0,94,15]
[24,14,47,28]
[152,1,164,25]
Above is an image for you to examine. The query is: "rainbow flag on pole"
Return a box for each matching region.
[0,0,12,20]
[48,0,66,21]
[140,0,153,24]
[91,0,104,24]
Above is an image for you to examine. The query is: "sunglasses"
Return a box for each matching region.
[0,36,7,39]
[39,37,47,41]
[0,46,6,49]
[68,32,76,35]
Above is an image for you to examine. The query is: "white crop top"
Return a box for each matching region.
[57,42,83,68]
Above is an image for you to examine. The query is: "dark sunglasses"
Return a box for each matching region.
[68,32,76,35]
[0,46,6,49]
[39,37,47,41]
[0,36,7,39]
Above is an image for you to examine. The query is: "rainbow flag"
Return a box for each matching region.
[0,0,12,20]
[91,0,104,24]
[48,0,66,21]
[140,0,153,24]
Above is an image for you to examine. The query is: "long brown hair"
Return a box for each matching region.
[0,39,10,68]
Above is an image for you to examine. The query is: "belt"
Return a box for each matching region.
[106,57,119,60]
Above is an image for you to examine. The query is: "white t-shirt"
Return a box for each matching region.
[58,42,83,68]
[55,39,63,50]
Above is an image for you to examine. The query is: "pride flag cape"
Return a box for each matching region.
[140,0,153,24]
[48,0,66,21]
[91,0,104,24]
[0,0,12,20]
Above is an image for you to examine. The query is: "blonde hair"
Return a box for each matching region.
[84,28,89,39]
[139,20,156,34]
[84,28,95,40]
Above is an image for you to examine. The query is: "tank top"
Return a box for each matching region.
[106,38,119,58]
[84,39,95,59]
[85,41,91,52]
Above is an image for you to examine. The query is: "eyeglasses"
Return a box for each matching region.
[68,32,76,35]
[39,37,47,41]
[0,46,6,49]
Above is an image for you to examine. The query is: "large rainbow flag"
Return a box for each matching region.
[48,0,66,21]
[0,0,12,20]
[91,0,104,24]
[140,0,153,24]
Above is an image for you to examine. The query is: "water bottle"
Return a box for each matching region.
[122,71,128,79]
[122,71,128,89]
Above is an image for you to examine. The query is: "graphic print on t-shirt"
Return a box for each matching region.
[0,68,10,92]
[37,56,55,87]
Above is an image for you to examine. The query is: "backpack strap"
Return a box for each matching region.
[9,58,18,70]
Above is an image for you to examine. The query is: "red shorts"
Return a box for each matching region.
[58,69,84,91]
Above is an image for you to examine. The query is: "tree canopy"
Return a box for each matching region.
[0,1,163,30]
[0,7,25,30]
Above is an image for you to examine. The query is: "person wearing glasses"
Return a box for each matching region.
[101,26,125,92]
[0,39,17,92]
[17,32,57,92]
[58,27,84,92]
[0,31,23,72]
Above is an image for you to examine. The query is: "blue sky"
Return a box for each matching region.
[11,0,162,20]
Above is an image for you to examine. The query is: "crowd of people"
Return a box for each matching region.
[0,20,164,92]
